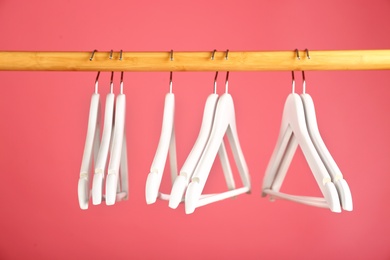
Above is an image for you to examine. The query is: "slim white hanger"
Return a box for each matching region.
[105,72,129,205]
[300,72,352,210]
[145,71,178,204]
[185,71,251,214]
[92,72,116,205]
[262,70,341,212]
[78,71,101,210]
[169,70,236,209]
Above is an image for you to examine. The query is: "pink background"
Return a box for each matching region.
[1,0,390,259]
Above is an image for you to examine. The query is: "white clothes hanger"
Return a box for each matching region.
[169,71,236,209]
[92,72,116,205]
[78,71,101,210]
[270,71,352,211]
[185,71,251,214]
[145,71,178,204]
[262,71,341,212]
[105,72,129,205]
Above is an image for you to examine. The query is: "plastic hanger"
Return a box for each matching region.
[262,71,341,212]
[169,71,236,209]
[78,72,102,210]
[145,71,178,204]
[105,72,129,205]
[185,71,251,214]
[269,71,352,211]
[92,72,116,205]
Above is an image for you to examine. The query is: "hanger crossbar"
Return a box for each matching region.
[1,50,390,71]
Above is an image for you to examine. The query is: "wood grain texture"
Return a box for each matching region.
[0,50,390,71]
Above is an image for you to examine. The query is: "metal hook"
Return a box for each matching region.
[94,71,101,93]
[305,48,310,59]
[90,49,98,61]
[169,71,173,93]
[109,50,113,60]
[170,50,174,61]
[302,71,306,94]
[211,49,217,60]
[225,49,229,60]
[225,71,230,93]
[213,71,218,93]
[120,72,124,94]
[119,50,123,61]
[110,71,114,93]
[295,49,300,60]
[291,71,295,93]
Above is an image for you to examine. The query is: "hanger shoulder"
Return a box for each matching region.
[92,93,115,205]
[301,93,353,211]
[145,93,176,204]
[106,94,127,205]
[169,94,219,208]
[78,93,101,210]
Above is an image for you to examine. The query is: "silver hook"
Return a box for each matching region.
[211,49,217,60]
[109,50,113,60]
[119,50,123,61]
[305,49,310,59]
[302,71,306,94]
[291,71,295,93]
[90,49,98,61]
[169,71,173,93]
[295,49,300,60]
[225,49,229,60]
[170,50,174,61]
[225,71,229,93]
[213,71,218,94]
[120,72,124,94]
[94,71,100,93]
[110,71,114,93]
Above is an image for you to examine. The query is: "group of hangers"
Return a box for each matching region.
[146,49,251,214]
[78,49,353,214]
[78,52,128,209]
[262,49,353,212]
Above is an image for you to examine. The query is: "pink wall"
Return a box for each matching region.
[1,0,390,259]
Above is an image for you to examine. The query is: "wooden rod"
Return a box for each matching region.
[0,50,390,71]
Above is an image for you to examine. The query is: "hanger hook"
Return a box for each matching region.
[305,48,310,59]
[225,49,229,60]
[90,49,98,61]
[225,71,230,93]
[169,71,173,93]
[213,71,218,94]
[291,71,295,93]
[119,50,123,61]
[211,49,217,60]
[295,49,300,60]
[170,49,174,61]
[302,71,306,94]
[110,71,114,93]
[94,71,100,93]
[120,72,124,94]
[109,50,113,60]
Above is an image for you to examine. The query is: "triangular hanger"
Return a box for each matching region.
[92,72,116,205]
[262,71,341,212]
[145,71,178,204]
[169,71,237,209]
[78,72,102,210]
[185,71,251,214]
[105,72,128,205]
